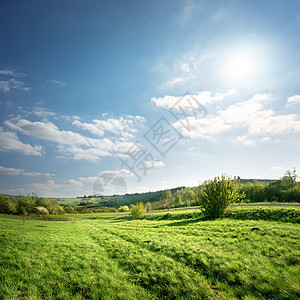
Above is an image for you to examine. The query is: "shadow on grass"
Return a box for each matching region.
[161,216,213,227]
[2,214,70,221]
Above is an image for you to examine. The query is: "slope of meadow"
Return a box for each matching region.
[0,207,299,299]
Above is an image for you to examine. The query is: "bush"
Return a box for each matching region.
[130,202,145,219]
[119,205,130,212]
[198,175,245,218]
[34,206,49,215]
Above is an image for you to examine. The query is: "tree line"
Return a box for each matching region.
[0,169,299,216]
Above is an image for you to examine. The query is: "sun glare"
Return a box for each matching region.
[223,51,259,83]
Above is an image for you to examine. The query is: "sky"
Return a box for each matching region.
[0,0,299,198]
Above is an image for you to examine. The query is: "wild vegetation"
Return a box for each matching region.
[78,170,300,213]
[199,175,245,218]
[0,193,64,216]
[0,206,299,299]
[0,170,299,216]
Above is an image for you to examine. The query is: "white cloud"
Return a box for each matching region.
[187,146,196,152]
[48,80,66,87]
[72,115,145,138]
[219,93,272,124]
[0,79,30,93]
[99,169,134,178]
[0,69,17,76]
[179,63,191,73]
[79,176,98,183]
[0,165,54,177]
[0,69,30,93]
[33,107,57,118]
[5,119,89,145]
[287,95,300,103]
[173,116,232,139]
[220,93,300,138]
[163,92,300,144]
[0,165,22,175]
[145,160,165,167]
[4,116,140,161]
[152,89,236,109]
[0,127,43,156]
[164,77,185,87]
[72,118,105,137]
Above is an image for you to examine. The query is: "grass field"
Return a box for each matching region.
[0,207,299,299]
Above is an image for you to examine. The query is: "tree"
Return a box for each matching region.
[130,202,146,219]
[181,187,196,207]
[280,168,298,190]
[198,175,245,218]
[145,202,152,212]
[161,189,172,209]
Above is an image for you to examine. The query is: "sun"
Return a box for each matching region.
[223,51,259,82]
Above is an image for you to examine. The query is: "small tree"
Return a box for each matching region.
[130,202,145,219]
[119,205,130,212]
[198,175,245,218]
[145,202,152,212]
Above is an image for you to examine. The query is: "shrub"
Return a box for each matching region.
[130,202,145,219]
[119,205,130,212]
[34,206,49,215]
[198,175,245,218]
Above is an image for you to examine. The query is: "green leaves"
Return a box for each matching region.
[130,202,146,219]
[199,175,245,218]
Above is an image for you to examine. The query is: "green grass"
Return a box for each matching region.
[0,207,299,299]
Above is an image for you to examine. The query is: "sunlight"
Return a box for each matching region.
[223,50,259,82]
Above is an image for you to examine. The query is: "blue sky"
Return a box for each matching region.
[0,0,299,197]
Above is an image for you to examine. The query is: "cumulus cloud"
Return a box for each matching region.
[3,114,141,161]
[0,127,43,156]
[287,95,300,104]
[173,116,232,139]
[152,89,236,109]
[72,115,145,138]
[164,92,300,145]
[5,119,89,145]
[220,93,300,139]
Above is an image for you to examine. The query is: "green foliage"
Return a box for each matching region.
[0,194,64,216]
[0,195,17,214]
[199,175,245,218]
[145,202,152,212]
[226,207,300,223]
[130,202,145,219]
[247,169,300,203]
[118,205,129,212]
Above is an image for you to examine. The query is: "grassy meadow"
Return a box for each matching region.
[0,207,299,299]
